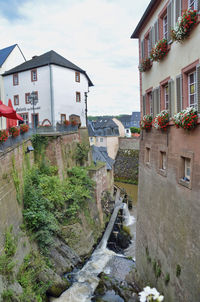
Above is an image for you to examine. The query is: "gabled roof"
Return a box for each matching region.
[131,112,141,121]
[118,115,132,124]
[131,0,159,38]
[0,44,17,67]
[3,50,93,86]
[92,146,114,170]
[94,117,118,129]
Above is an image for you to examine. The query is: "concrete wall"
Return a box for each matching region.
[136,125,200,302]
[112,118,125,137]
[52,65,89,127]
[3,65,51,126]
[119,137,139,150]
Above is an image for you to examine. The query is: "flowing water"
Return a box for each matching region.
[51,184,138,302]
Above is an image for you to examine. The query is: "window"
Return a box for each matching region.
[31,69,37,81]
[188,71,197,109]
[184,158,191,181]
[126,129,129,133]
[163,14,168,39]
[160,151,167,170]
[75,72,80,82]
[145,147,150,164]
[188,0,197,10]
[90,137,93,142]
[14,95,19,105]
[96,138,98,142]
[13,74,19,86]
[76,92,81,102]
[100,138,103,142]
[25,93,30,104]
[61,114,66,123]
[164,85,169,110]
[19,113,28,124]
[147,35,151,56]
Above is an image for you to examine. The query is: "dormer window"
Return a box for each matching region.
[13,74,19,86]
[31,69,37,81]
[75,71,80,82]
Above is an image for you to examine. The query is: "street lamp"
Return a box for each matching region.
[28,91,38,128]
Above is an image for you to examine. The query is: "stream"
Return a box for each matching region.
[51,184,138,302]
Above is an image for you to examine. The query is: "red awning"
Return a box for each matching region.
[0,100,23,121]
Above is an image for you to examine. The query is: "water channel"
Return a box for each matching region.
[51,183,138,302]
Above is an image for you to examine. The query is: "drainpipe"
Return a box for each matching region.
[49,64,55,127]
[85,85,89,127]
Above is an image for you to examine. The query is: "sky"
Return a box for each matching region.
[0,0,150,116]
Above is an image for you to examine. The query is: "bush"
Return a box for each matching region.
[0,129,8,143]
[20,124,29,133]
[9,126,20,137]
[130,127,140,134]
[74,142,89,165]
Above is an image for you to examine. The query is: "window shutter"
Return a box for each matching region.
[149,28,153,53]
[196,64,200,113]
[154,20,159,44]
[171,0,175,28]
[175,0,182,22]
[168,79,175,116]
[156,20,159,41]
[167,2,172,41]
[152,89,155,117]
[141,39,145,59]
[156,87,160,113]
[176,74,183,112]
[143,95,146,115]
[152,25,155,46]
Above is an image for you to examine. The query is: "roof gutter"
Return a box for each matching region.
[130,0,159,39]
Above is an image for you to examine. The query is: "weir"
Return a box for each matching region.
[51,187,135,302]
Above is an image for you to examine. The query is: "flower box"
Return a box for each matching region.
[171,9,198,42]
[9,126,20,137]
[140,115,153,130]
[138,57,152,72]
[173,107,198,130]
[20,124,29,133]
[150,39,169,62]
[153,110,170,130]
[0,130,8,144]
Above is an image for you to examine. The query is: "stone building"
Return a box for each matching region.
[131,0,200,301]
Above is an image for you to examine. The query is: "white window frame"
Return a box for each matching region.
[163,14,168,39]
[19,113,28,124]
[188,71,197,109]
[188,0,197,10]
[164,85,169,110]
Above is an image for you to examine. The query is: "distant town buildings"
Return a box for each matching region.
[88,118,120,159]
[132,0,200,301]
[118,112,140,137]
[3,50,93,128]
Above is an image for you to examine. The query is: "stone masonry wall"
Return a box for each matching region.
[136,126,200,302]
[119,137,140,150]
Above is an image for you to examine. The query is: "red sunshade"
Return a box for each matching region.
[0,100,23,121]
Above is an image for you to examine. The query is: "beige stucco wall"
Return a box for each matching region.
[107,136,119,159]
[112,118,125,137]
[140,0,200,114]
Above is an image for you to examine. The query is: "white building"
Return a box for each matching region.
[3,50,93,127]
[0,44,26,129]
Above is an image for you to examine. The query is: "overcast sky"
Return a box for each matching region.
[0,0,150,116]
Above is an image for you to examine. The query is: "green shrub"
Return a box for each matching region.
[0,227,16,278]
[1,289,15,302]
[130,127,140,134]
[176,264,181,277]
[74,143,89,165]
[165,273,170,285]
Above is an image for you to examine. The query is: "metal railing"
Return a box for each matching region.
[0,124,78,152]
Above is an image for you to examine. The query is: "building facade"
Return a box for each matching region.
[0,44,26,129]
[3,50,93,128]
[132,0,200,301]
[88,118,120,159]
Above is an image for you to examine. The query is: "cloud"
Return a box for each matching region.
[0,0,149,115]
